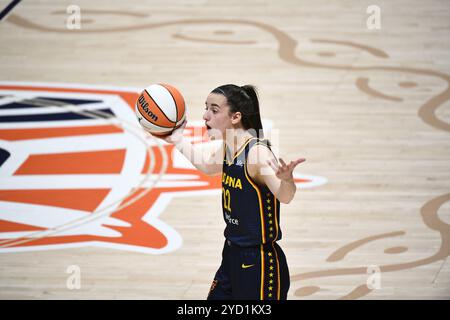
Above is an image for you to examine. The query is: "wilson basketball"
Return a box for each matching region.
[135,83,186,136]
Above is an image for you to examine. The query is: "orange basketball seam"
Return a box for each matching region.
[138,90,173,128]
[160,83,185,123]
[144,89,176,126]
[160,84,178,128]
[137,90,175,128]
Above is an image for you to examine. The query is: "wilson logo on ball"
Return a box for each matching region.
[138,95,158,121]
[135,83,186,136]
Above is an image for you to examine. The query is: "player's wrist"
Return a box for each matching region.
[282,176,295,183]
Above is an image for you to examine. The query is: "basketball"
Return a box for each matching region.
[135,83,186,136]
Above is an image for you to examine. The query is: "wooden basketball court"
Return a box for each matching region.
[0,0,449,299]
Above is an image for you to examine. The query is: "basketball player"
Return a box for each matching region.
[158,84,305,300]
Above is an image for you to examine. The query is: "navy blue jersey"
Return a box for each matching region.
[221,137,282,246]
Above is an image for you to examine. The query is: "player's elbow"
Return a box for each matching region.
[200,162,222,176]
[203,166,222,176]
[205,170,221,176]
[277,192,295,204]
[278,195,294,204]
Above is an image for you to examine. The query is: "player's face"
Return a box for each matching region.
[203,93,234,139]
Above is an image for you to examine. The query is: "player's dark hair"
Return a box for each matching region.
[211,84,264,138]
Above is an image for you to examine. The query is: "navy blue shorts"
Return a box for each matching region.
[207,240,290,300]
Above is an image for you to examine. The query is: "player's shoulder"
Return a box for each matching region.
[246,139,276,184]
[247,139,275,166]
[248,138,273,153]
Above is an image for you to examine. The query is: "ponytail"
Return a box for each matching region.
[240,85,264,138]
[211,84,264,138]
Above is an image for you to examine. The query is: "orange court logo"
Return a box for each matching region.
[0,82,327,254]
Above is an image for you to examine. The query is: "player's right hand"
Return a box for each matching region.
[150,119,187,145]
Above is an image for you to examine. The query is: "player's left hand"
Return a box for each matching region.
[267,157,305,182]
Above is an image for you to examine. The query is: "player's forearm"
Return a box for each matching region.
[174,138,217,175]
[276,178,297,204]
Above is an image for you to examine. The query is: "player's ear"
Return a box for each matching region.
[231,111,242,125]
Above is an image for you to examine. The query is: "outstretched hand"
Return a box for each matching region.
[267,157,306,181]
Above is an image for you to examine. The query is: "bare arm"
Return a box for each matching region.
[247,144,305,204]
[174,138,223,176]
[153,121,223,176]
